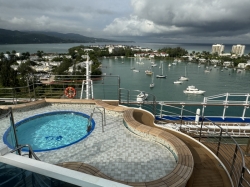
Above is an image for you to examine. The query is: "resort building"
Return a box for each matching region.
[232,44,245,57]
[211,44,225,55]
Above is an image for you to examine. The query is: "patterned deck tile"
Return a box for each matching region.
[0,103,176,182]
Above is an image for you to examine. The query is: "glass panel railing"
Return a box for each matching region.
[0,162,80,187]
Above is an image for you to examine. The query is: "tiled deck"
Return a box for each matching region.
[0,103,176,183]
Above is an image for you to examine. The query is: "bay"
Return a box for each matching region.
[0,43,249,117]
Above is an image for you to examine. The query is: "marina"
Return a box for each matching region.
[99,56,250,102]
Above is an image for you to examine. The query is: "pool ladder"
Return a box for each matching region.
[88,107,106,132]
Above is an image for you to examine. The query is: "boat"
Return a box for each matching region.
[137,91,148,102]
[204,69,210,73]
[150,72,154,88]
[145,69,153,75]
[172,62,176,65]
[179,76,189,81]
[156,62,166,78]
[183,85,205,94]
[151,63,157,67]
[168,64,171,67]
[173,80,183,84]
[179,66,189,81]
[133,69,139,72]
[214,65,217,68]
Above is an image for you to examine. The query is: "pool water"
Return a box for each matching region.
[3,111,95,152]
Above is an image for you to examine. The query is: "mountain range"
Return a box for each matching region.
[0,29,131,44]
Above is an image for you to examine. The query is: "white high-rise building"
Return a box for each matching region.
[212,44,225,55]
[232,44,245,56]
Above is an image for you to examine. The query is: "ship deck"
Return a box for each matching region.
[1,99,249,187]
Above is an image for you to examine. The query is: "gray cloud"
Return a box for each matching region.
[0,0,250,43]
[104,0,250,43]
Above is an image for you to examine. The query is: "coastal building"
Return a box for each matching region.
[238,60,250,68]
[232,44,245,56]
[210,59,221,64]
[198,58,206,63]
[223,61,233,67]
[16,60,27,65]
[220,53,231,57]
[84,48,94,52]
[212,44,225,55]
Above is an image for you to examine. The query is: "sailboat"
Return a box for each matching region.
[156,62,166,78]
[179,66,189,81]
[145,66,153,75]
[150,72,154,88]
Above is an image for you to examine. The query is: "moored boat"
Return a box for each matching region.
[137,91,148,102]
[174,80,183,84]
[183,85,205,94]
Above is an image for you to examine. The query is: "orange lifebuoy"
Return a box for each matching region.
[64,87,76,98]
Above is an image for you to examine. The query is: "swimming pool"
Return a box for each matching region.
[3,111,95,152]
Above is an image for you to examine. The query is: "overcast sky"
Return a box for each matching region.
[1,0,250,44]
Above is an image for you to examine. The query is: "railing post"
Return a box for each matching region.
[222,93,229,120]
[118,88,121,104]
[27,77,31,101]
[180,105,184,130]
[9,107,21,155]
[153,95,156,117]
[160,102,163,118]
[12,88,15,104]
[118,76,120,100]
[199,106,206,142]
[32,76,36,100]
[216,129,223,156]
[199,116,204,142]
[230,145,238,177]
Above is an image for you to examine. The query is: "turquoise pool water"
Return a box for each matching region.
[3,111,95,152]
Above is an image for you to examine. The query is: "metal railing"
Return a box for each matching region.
[88,106,106,132]
[0,75,120,104]
[119,88,156,116]
[118,90,250,186]
[155,103,250,187]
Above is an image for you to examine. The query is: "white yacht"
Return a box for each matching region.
[183,86,205,94]
[151,63,157,67]
[137,92,148,102]
[133,69,140,72]
[173,80,183,84]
